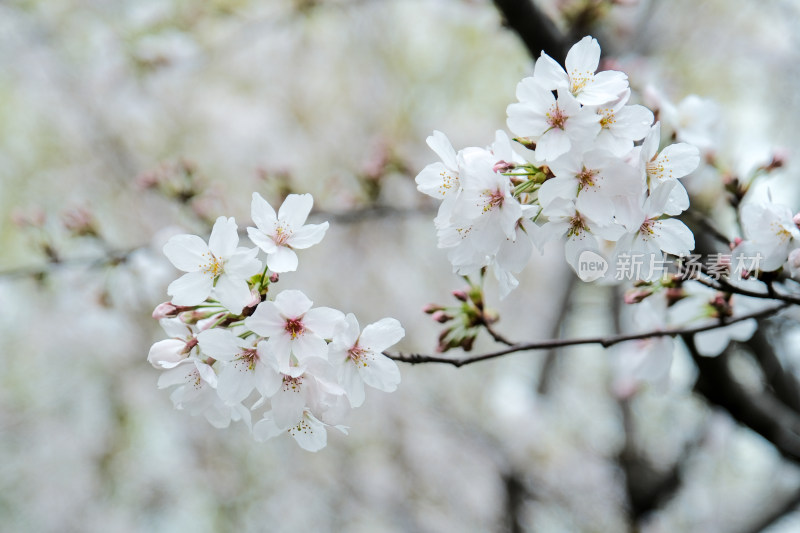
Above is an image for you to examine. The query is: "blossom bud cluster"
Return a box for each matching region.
[415,36,701,296]
[148,193,405,451]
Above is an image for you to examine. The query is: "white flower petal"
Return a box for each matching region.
[163,234,209,272]
[266,246,298,273]
[214,274,252,314]
[290,222,329,249]
[208,216,239,259]
[250,192,277,233]
[278,194,314,230]
[168,271,213,306]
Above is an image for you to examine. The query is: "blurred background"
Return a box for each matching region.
[2,0,800,531]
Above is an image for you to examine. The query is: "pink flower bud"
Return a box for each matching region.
[269,273,280,283]
[451,290,469,302]
[624,288,653,304]
[246,289,261,308]
[730,237,743,250]
[423,303,442,314]
[152,301,179,319]
[493,160,516,173]
[147,339,188,369]
[793,213,800,228]
[788,248,800,277]
[431,310,452,323]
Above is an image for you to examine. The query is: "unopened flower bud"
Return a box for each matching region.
[665,287,686,306]
[452,290,469,302]
[147,339,188,369]
[624,288,653,304]
[269,273,280,283]
[730,237,743,250]
[152,301,179,319]
[423,303,443,314]
[513,137,536,150]
[432,310,452,323]
[493,160,516,173]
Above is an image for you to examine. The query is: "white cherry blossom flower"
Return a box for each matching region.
[640,123,700,208]
[244,289,345,372]
[415,130,461,201]
[533,35,629,105]
[739,201,800,271]
[540,149,643,226]
[593,90,654,156]
[253,408,347,452]
[163,216,262,314]
[614,181,695,261]
[329,314,404,407]
[507,86,600,162]
[247,193,329,273]
[197,328,281,406]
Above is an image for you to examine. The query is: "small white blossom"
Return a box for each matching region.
[247,193,329,273]
[163,216,262,314]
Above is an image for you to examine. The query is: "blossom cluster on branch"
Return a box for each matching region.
[413,35,799,387]
[148,193,404,451]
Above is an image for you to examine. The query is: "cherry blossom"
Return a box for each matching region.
[739,200,800,271]
[244,289,345,372]
[163,216,262,314]
[328,314,404,407]
[247,192,329,273]
[533,35,629,105]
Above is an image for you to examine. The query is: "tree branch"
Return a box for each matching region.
[492,0,568,63]
[386,303,788,367]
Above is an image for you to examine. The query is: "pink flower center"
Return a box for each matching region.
[285,318,305,339]
[282,375,304,392]
[237,348,259,372]
[347,345,369,367]
[546,103,568,130]
[577,167,599,189]
[273,224,291,246]
[482,189,505,213]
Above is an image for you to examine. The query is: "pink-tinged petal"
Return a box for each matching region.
[272,386,306,429]
[291,413,327,452]
[214,274,252,314]
[274,289,314,318]
[360,354,401,392]
[659,143,701,178]
[225,247,262,278]
[163,234,209,272]
[359,318,405,352]
[168,271,213,306]
[266,246,298,273]
[197,328,240,361]
[247,226,277,254]
[292,333,329,362]
[147,339,187,369]
[246,301,287,336]
[304,307,346,338]
[208,216,239,259]
[250,192,277,233]
[426,130,458,169]
[340,363,365,407]
[290,222,329,249]
[278,193,314,229]
[330,313,360,353]
[565,36,600,78]
[532,54,568,91]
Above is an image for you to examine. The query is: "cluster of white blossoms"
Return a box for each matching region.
[416,36,701,297]
[148,193,405,451]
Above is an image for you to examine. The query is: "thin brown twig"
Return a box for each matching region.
[385,303,789,367]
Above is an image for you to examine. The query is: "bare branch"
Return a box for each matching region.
[386,303,789,367]
[492,0,568,63]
